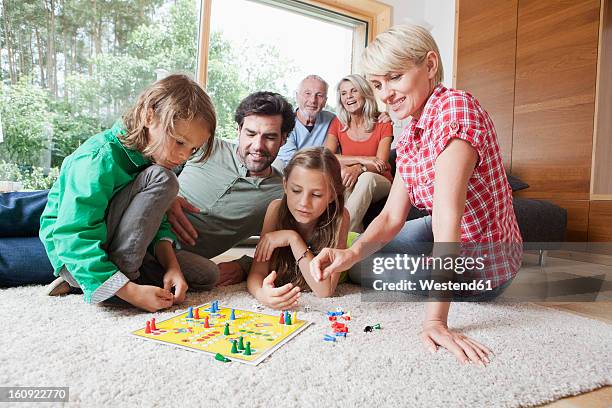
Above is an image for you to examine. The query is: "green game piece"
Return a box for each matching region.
[238,336,245,351]
[215,353,230,362]
[285,313,292,325]
[244,341,252,356]
[230,340,238,354]
[224,322,230,335]
[373,323,381,329]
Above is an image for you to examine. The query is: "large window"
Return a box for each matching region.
[0,0,389,191]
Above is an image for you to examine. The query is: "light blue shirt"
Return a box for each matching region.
[275,109,336,168]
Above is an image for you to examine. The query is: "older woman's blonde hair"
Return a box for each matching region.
[335,74,380,133]
[121,74,217,162]
[360,24,444,85]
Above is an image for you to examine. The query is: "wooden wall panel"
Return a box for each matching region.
[455,0,518,169]
[592,0,612,195]
[588,200,612,241]
[512,0,600,201]
[543,198,590,241]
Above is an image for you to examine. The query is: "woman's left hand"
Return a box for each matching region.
[420,320,492,366]
[378,111,392,124]
[255,230,297,262]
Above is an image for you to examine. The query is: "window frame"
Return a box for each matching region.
[195,0,391,86]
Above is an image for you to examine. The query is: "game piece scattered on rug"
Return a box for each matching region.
[215,353,230,363]
[364,326,373,333]
[132,302,312,366]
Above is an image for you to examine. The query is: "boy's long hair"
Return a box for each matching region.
[121,74,217,162]
[271,147,345,290]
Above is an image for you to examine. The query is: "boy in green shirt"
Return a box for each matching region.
[40,74,218,312]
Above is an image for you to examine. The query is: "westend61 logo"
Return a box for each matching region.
[371,254,487,275]
[369,254,493,293]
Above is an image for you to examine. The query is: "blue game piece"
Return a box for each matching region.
[187,306,193,319]
[230,309,236,321]
[323,334,336,342]
[335,332,347,337]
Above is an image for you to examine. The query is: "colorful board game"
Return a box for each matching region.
[132,301,311,366]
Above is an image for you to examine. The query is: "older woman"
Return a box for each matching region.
[311,24,522,365]
[324,74,394,232]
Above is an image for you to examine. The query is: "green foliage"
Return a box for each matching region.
[0,161,59,190]
[1,0,296,185]
[49,100,104,167]
[0,79,51,166]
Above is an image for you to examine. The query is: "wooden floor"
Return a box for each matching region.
[214,248,611,407]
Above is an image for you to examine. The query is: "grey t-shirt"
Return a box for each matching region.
[177,138,283,260]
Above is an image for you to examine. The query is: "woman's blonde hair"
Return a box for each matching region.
[272,147,345,290]
[360,24,444,85]
[121,74,217,162]
[335,74,380,133]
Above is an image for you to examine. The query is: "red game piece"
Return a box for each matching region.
[342,315,351,321]
[145,321,151,334]
[194,308,200,320]
[279,312,285,324]
[151,318,157,331]
[331,322,345,329]
[328,316,337,321]
[204,316,210,328]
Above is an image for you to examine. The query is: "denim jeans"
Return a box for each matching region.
[0,190,54,286]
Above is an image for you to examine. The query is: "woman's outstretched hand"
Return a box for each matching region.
[420,320,492,366]
[310,248,357,281]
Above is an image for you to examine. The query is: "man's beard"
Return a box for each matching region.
[241,150,272,173]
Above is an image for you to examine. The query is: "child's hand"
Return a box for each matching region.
[254,230,298,262]
[310,248,357,281]
[116,282,174,312]
[163,268,188,304]
[256,270,301,310]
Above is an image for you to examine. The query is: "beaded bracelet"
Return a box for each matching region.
[296,246,312,264]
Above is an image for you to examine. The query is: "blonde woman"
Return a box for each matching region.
[312,25,522,365]
[324,74,394,232]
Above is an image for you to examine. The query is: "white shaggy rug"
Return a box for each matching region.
[0,283,610,407]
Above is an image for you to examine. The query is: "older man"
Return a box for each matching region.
[168,91,295,286]
[274,75,335,169]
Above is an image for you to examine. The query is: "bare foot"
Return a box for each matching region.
[116,282,174,312]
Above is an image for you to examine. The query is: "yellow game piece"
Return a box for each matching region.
[293,311,297,322]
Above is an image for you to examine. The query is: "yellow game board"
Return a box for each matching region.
[132,302,311,366]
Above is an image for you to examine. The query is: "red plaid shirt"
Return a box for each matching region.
[396,84,522,287]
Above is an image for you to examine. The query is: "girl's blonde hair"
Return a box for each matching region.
[121,74,217,162]
[335,74,380,133]
[272,147,345,289]
[360,24,444,85]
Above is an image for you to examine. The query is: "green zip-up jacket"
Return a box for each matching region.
[39,123,176,303]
